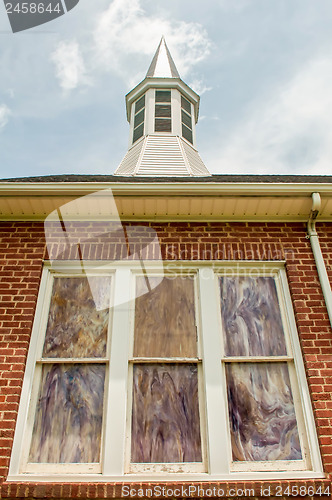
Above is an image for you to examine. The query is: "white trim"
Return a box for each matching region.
[2,186,332,222]
[128,462,205,474]
[279,269,324,473]
[1,182,332,196]
[8,261,324,481]
[103,268,132,476]
[7,471,325,482]
[172,89,182,137]
[128,96,136,149]
[198,268,230,474]
[8,267,51,476]
[144,89,155,136]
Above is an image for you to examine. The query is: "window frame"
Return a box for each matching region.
[16,268,115,475]
[125,269,207,474]
[217,269,310,472]
[8,260,324,482]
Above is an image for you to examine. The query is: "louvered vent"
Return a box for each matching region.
[181,95,193,144]
[155,90,172,133]
[133,95,145,144]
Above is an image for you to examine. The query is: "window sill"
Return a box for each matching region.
[6,471,326,482]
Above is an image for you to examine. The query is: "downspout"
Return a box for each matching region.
[307,192,332,329]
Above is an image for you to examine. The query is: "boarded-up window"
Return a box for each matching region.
[11,264,319,478]
[219,276,302,464]
[130,276,203,467]
[28,276,112,467]
[133,276,197,358]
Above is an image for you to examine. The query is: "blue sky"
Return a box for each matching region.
[0,0,332,178]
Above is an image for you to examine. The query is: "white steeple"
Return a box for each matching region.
[114,37,211,177]
[146,36,180,79]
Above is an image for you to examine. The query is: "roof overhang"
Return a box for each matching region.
[1,181,332,222]
[125,77,200,123]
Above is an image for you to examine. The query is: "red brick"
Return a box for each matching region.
[0,221,332,497]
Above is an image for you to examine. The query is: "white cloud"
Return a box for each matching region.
[93,0,211,86]
[0,104,11,130]
[51,40,88,91]
[189,79,212,96]
[207,57,332,175]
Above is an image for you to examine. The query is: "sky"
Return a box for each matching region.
[0,0,332,178]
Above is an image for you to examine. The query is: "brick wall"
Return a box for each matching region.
[0,221,331,499]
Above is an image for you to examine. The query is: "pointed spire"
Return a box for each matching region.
[114,37,211,177]
[146,36,180,79]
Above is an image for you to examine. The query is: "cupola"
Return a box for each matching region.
[114,37,211,177]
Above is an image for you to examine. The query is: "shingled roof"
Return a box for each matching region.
[1,174,332,183]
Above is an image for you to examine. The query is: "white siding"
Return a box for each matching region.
[114,140,144,176]
[114,135,211,177]
[182,140,211,176]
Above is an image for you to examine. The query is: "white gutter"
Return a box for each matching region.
[307,192,332,329]
[1,181,332,197]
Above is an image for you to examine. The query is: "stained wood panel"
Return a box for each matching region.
[226,362,302,461]
[43,277,111,358]
[220,277,287,357]
[133,276,197,358]
[131,364,202,463]
[29,364,105,463]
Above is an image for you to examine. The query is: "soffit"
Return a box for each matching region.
[1,182,332,221]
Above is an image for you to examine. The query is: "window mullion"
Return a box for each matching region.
[198,268,230,474]
[221,356,293,363]
[37,358,108,364]
[103,268,132,476]
[129,357,201,363]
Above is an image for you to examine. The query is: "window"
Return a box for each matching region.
[128,275,205,473]
[219,276,304,471]
[9,261,322,481]
[155,90,171,132]
[133,95,145,143]
[20,273,113,474]
[181,95,193,144]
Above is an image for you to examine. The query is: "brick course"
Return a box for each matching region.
[0,221,331,499]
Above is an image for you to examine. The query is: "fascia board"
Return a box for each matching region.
[1,182,332,197]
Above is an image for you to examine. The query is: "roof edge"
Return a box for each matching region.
[2,174,332,184]
[1,180,332,198]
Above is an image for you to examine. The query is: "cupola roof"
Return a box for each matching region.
[146,36,180,79]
